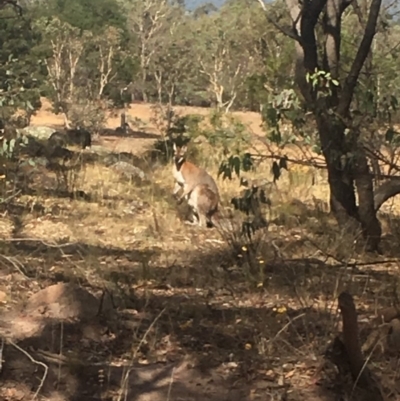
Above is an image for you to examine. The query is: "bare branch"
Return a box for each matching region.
[337,0,383,116]
[9,341,48,399]
[256,0,303,42]
[374,178,400,211]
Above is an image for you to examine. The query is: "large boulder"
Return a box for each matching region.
[19,125,55,140]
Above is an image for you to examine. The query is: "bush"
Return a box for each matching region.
[68,100,107,133]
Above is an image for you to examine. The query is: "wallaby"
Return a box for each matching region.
[187,184,219,227]
[172,143,219,204]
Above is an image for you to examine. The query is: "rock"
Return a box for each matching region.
[109,161,146,180]
[25,283,111,322]
[19,126,55,140]
[87,145,112,156]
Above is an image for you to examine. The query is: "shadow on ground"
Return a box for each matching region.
[0,172,399,400]
[0,282,352,401]
[100,128,160,139]
[0,228,396,400]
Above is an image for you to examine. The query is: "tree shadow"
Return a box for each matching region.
[1,197,397,400]
[99,127,160,139]
[0,239,161,293]
[1,335,251,401]
[0,231,393,400]
[21,187,94,202]
[0,274,347,401]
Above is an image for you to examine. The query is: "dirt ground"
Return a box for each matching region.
[30,98,267,155]
[0,99,399,400]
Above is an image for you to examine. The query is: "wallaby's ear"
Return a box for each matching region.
[181,145,188,154]
[173,142,177,151]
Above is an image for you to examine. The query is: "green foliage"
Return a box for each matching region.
[167,114,204,140]
[231,185,271,215]
[218,153,253,180]
[148,108,204,163]
[384,127,400,146]
[231,181,271,240]
[103,56,140,106]
[68,100,107,132]
[305,69,339,92]
[0,131,30,160]
[244,74,270,111]
[33,0,127,34]
[33,16,94,114]
[260,89,307,147]
[0,7,43,121]
[271,156,288,182]
[201,110,251,153]
[1,0,397,118]
[30,0,135,106]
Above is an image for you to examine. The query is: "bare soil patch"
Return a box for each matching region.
[29,98,267,156]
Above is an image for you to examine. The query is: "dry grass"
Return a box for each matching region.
[1,100,400,400]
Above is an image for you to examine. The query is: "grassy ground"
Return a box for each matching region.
[0,100,400,400]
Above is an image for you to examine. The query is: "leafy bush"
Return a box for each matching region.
[68,100,107,133]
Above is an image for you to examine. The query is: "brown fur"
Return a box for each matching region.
[172,144,219,203]
[187,184,219,227]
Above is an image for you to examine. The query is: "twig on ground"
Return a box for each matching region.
[117,307,166,401]
[166,366,176,401]
[134,307,166,359]
[0,190,22,204]
[9,340,48,400]
[1,237,76,248]
[267,313,306,346]
[0,254,29,279]
[57,321,64,389]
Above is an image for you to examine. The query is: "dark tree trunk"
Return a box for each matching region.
[316,115,358,223]
[280,0,383,251]
[316,114,381,250]
[353,146,382,250]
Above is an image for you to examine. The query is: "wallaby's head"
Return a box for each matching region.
[173,143,188,169]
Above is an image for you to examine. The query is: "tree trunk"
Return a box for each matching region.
[316,115,358,222]
[353,145,381,251]
[316,114,381,250]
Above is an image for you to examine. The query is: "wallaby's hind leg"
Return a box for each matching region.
[186,209,199,225]
[198,213,208,227]
[184,206,199,226]
[185,211,199,226]
[192,210,200,224]
[206,215,214,228]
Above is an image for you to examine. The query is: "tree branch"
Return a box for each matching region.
[256,0,303,43]
[374,177,400,211]
[300,0,328,72]
[337,0,382,116]
[323,0,351,79]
